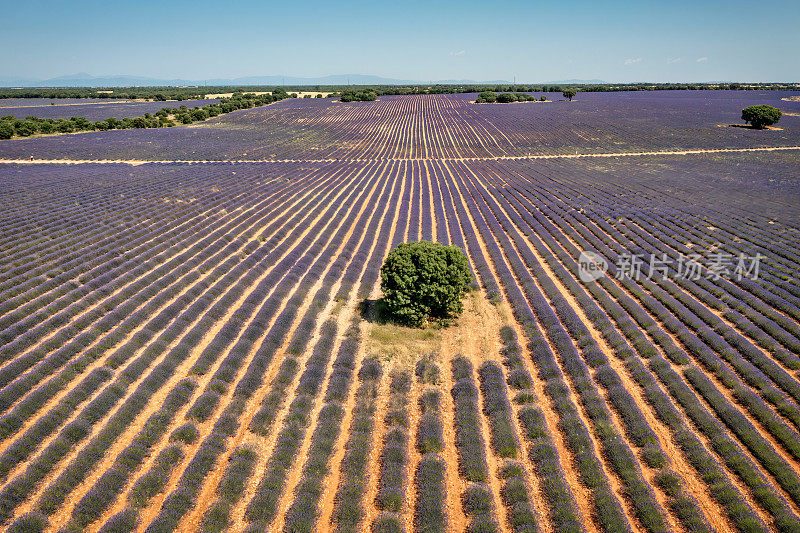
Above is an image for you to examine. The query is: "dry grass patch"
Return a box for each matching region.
[365,321,440,369]
[361,290,504,370]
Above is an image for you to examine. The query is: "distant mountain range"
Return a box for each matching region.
[0,73,607,87]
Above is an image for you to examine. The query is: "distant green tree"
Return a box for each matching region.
[0,121,13,139]
[190,108,209,121]
[104,117,121,129]
[340,89,377,102]
[562,89,578,101]
[476,91,497,103]
[71,117,93,130]
[380,241,473,327]
[539,95,547,101]
[56,120,74,133]
[14,119,38,136]
[741,105,782,129]
[38,121,55,134]
[497,92,518,103]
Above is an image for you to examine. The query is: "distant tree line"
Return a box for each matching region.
[475,91,547,103]
[336,89,378,102]
[1,82,796,102]
[365,82,798,95]
[0,87,209,101]
[0,90,290,140]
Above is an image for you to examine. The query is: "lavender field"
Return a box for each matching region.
[0,99,220,121]
[0,90,799,533]
[0,91,798,162]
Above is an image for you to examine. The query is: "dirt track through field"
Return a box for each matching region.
[2,144,800,166]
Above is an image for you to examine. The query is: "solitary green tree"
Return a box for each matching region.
[380,241,473,327]
[562,89,577,101]
[741,105,782,129]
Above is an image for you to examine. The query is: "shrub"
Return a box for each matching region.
[419,389,441,412]
[98,508,138,533]
[467,515,501,533]
[380,241,472,327]
[170,423,200,444]
[414,453,447,533]
[8,512,48,532]
[498,460,526,480]
[415,358,441,385]
[462,483,493,516]
[372,512,404,533]
[340,89,377,102]
[417,412,444,453]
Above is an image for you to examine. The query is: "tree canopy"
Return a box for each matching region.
[0,121,13,140]
[562,89,578,101]
[339,89,377,102]
[0,90,292,140]
[741,105,782,129]
[380,241,473,327]
[475,91,543,104]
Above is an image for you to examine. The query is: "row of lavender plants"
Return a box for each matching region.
[0,163,375,528]
[124,161,391,531]
[484,159,799,530]
[0,163,351,490]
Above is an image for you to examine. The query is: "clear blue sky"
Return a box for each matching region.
[3,0,798,83]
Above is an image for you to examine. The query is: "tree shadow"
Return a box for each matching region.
[722,123,779,130]
[359,298,456,329]
[359,298,394,325]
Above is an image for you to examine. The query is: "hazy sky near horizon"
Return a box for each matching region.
[3,0,798,83]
